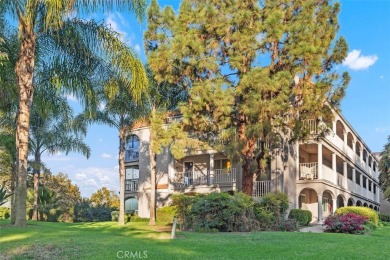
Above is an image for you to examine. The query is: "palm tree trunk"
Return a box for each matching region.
[149,109,157,226]
[118,124,126,225]
[32,151,41,221]
[14,27,36,227]
[10,167,17,225]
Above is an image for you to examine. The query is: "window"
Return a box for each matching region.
[125,135,140,161]
[355,171,361,185]
[368,180,372,191]
[322,197,329,213]
[363,176,367,189]
[126,166,139,180]
[299,194,306,209]
[214,159,231,169]
[347,165,353,180]
[374,185,377,194]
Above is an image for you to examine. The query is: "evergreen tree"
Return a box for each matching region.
[145,0,349,195]
[379,136,390,200]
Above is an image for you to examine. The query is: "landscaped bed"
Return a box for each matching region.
[1,220,390,259]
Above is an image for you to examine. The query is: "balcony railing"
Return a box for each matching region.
[172,168,236,186]
[125,149,139,162]
[253,181,271,198]
[299,162,318,180]
[213,168,236,184]
[125,180,138,192]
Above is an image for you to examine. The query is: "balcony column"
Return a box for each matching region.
[296,144,300,181]
[332,198,337,214]
[343,162,348,188]
[318,195,323,224]
[209,153,214,185]
[317,143,323,179]
[332,153,337,185]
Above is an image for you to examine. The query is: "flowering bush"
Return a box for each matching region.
[324,213,368,234]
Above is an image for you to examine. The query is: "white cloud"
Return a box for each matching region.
[76,173,87,180]
[101,153,113,159]
[85,178,98,187]
[134,44,141,53]
[106,13,128,42]
[342,50,378,70]
[98,101,106,110]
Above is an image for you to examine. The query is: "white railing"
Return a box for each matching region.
[213,168,236,184]
[184,171,209,186]
[303,119,317,134]
[253,181,271,197]
[125,180,138,192]
[299,162,318,179]
[322,165,337,184]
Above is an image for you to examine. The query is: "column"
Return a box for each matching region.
[168,153,175,191]
[296,143,300,181]
[318,195,323,224]
[343,162,348,188]
[332,199,337,214]
[352,168,356,183]
[332,153,337,185]
[317,143,323,179]
[209,153,214,185]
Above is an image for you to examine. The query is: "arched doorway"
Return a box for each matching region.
[363,202,368,207]
[337,195,345,208]
[125,197,138,214]
[298,188,318,223]
[322,191,334,218]
[356,200,362,206]
[347,198,354,206]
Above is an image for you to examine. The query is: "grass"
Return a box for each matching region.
[1,220,390,259]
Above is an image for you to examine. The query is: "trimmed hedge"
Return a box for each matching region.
[335,206,379,225]
[379,213,390,223]
[288,209,312,226]
[156,206,176,224]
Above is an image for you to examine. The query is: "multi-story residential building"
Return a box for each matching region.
[123,111,380,223]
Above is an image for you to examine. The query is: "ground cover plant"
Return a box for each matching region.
[1,220,390,259]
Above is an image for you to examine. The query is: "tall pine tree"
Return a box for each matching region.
[145,0,349,195]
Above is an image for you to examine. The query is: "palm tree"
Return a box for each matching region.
[1,0,147,226]
[29,86,91,221]
[80,76,143,225]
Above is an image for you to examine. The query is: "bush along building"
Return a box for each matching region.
[123,110,380,224]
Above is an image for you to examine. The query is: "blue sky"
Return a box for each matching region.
[43,0,390,197]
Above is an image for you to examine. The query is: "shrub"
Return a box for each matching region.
[324,213,368,234]
[130,215,149,222]
[273,219,300,232]
[156,206,176,224]
[254,192,289,230]
[0,207,10,219]
[288,209,312,226]
[74,201,112,222]
[379,213,390,223]
[171,194,200,230]
[111,211,119,221]
[335,206,379,225]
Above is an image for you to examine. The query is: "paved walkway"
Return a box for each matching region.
[300,224,326,233]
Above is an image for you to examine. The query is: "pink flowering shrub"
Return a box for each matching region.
[324,213,369,234]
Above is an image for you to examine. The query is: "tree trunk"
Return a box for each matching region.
[242,158,254,195]
[149,109,157,226]
[32,151,41,221]
[118,124,126,225]
[10,166,17,224]
[14,27,36,227]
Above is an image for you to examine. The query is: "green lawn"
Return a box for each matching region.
[1,220,390,259]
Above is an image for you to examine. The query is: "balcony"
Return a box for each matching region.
[125,180,138,192]
[253,181,271,198]
[299,162,318,180]
[172,168,236,187]
[125,149,139,162]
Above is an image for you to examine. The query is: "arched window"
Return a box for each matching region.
[347,132,353,149]
[336,120,345,140]
[355,142,361,157]
[125,135,140,161]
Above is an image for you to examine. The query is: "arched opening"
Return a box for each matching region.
[368,156,372,168]
[322,191,334,218]
[337,195,345,208]
[298,188,318,223]
[356,200,362,206]
[355,142,361,157]
[369,205,373,209]
[125,135,140,162]
[363,202,368,207]
[374,206,378,211]
[373,162,377,172]
[336,120,345,140]
[347,132,354,149]
[347,198,354,206]
[125,197,138,214]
